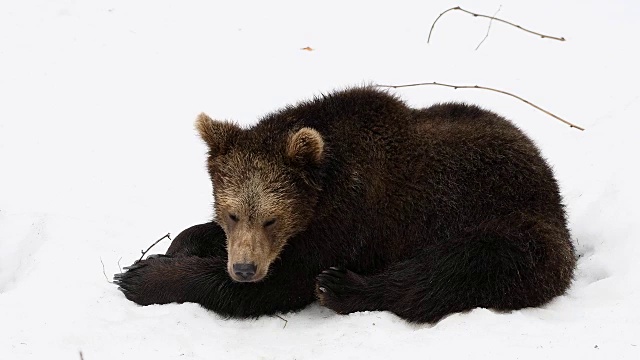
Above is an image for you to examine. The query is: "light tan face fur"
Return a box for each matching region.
[214,172,304,282]
[195,113,324,283]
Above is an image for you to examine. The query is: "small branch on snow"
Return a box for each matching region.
[375,82,584,131]
[117,256,123,273]
[475,5,502,50]
[275,314,289,329]
[100,257,112,284]
[79,351,85,360]
[427,6,566,44]
[138,233,172,262]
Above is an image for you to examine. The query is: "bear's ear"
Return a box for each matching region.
[286,127,325,166]
[195,113,241,156]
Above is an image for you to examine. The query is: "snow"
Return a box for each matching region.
[1,0,639,358]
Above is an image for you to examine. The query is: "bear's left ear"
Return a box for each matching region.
[286,127,325,166]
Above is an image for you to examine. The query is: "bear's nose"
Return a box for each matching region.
[233,263,257,281]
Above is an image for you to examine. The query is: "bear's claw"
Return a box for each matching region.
[145,254,169,260]
[117,286,129,296]
[317,269,346,287]
[122,262,146,271]
[317,267,348,292]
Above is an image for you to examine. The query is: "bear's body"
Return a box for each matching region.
[115,87,576,323]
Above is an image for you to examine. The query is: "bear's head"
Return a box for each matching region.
[196,113,325,282]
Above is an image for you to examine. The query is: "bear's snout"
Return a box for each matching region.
[232,262,257,282]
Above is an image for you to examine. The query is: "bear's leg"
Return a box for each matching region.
[114,255,317,317]
[317,214,575,323]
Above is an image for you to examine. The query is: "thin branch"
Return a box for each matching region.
[79,351,84,360]
[275,314,288,329]
[100,257,113,284]
[475,5,501,50]
[139,233,172,262]
[428,6,565,44]
[117,256,123,273]
[427,7,458,44]
[375,82,584,131]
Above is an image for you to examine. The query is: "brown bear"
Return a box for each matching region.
[114,87,576,323]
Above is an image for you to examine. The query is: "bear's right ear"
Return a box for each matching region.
[195,113,241,156]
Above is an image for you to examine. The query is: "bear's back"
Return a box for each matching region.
[252,88,533,161]
[252,86,564,236]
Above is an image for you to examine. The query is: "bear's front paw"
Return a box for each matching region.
[316,267,374,315]
[113,258,180,306]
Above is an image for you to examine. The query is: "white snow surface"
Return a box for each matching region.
[1,0,639,359]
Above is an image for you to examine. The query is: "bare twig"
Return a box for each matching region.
[139,233,172,262]
[117,256,123,273]
[375,82,584,131]
[79,351,84,360]
[275,314,288,329]
[427,7,458,44]
[475,5,501,50]
[428,6,565,44]
[100,257,113,284]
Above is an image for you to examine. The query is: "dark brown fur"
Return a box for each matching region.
[115,87,576,323]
